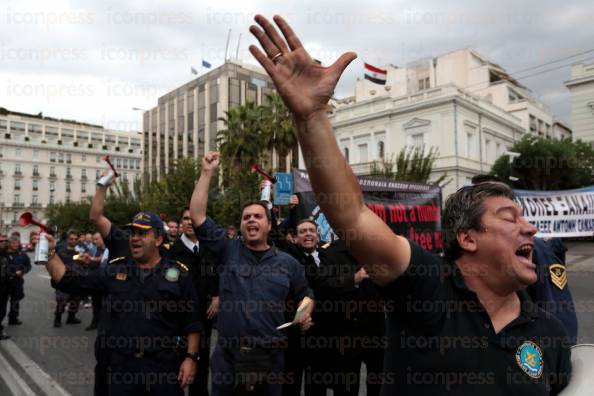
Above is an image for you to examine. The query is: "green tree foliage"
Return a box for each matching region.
[371,146,449,187]
[141,157,200,220]
[491,135,594,190]
[217,102,268,184]
[261,92,298,172]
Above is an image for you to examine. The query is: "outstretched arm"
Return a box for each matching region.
[249,15,410,285]
[189,152,220,228]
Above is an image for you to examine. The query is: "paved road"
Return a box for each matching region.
[1,242,593,395]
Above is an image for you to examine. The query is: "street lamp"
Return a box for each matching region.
[505,150,520,182]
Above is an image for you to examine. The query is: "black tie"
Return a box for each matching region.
[193,246,198,255]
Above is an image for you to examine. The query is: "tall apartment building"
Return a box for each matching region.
[325,48,571,197]
[0,107,143,237]
[565,62,594,144]
[142,60,275,181]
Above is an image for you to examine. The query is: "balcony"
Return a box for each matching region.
[32,171,41,178]
[49,173,57,179]
[29,202,41,208]
[12,202,24,208]
[81,175,88,181]
[13,170,23,178]
[65,174,73,180]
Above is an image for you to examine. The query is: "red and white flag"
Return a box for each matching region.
[364,63,387,85]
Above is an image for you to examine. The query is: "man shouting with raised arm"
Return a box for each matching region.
[249,15,571,395]
[189,152,314,396]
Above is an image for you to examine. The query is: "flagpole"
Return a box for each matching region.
[224,29,232,61]
[235,33,241,60]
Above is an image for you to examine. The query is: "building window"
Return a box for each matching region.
[96,169,100,180]
[58,152,64,163]
[50,181,55,192]
[466,132,475,159]
[33,149,39,158]
[66,153,72,163]
[14,179,21,191]
[50,152,56,162]
[66,182,71,193]
[81,183,86,193]
[66,167,72,177]
[32,195,38,204]
[15,163,21,174]
[411,133,425,149]
[33,165,39,175]
[529,115,537,133]
[50,166,56,177]
[464,124,477,159]
[343,147,350,162]
[496,142,502,158]
[15,148,21,156]
[82,169,86,178]
[358,143,368,163]
[82,154,86,162]
[485,139,491,163]
[14,194,20,203]
[377,141,385,159]
[32,179,38,191]
[96,155,101,163]
[49,195,55,204]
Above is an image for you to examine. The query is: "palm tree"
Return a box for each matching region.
[217,102,267,184]
[262,92,298,172]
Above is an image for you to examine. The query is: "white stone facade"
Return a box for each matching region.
[313,48,569,198]
[565,62,594,144]
[0,109,143,238]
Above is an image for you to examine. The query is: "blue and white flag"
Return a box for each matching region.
[202,59,212,69]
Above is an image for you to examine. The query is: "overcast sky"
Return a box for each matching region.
[1,0,593,132]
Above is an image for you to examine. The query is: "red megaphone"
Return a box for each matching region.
[250,164,277,183]
[101,155,119,177]
[19,212,49,233]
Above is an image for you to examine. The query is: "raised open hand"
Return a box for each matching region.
[249,15,357,121]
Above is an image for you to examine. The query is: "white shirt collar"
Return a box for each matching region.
[180,233,199,252]
[307,250,320,267]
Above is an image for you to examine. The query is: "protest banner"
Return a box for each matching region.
[514,186,594,238]
[291,169,443,253]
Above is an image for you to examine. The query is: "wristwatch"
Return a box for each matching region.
[185,352,200,362]
[48,248,56,260]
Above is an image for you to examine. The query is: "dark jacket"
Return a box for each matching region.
[165,236,219,321]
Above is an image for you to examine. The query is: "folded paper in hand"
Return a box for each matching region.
[276,297,312,330]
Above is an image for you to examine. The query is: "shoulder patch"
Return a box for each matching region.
[176,261,189,272]
[321,242,331,249]
[109,256,126,264]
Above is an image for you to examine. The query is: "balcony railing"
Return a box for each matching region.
[12,202,24,208]
[29,203,41,208]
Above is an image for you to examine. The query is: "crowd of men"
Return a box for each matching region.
[0,13,581,396]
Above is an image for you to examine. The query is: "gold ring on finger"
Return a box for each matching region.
[270,52,283,64]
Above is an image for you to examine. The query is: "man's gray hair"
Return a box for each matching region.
[442,183,514,260]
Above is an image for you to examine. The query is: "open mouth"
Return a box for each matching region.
[515,244,533,261]
[246,225,259,236]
